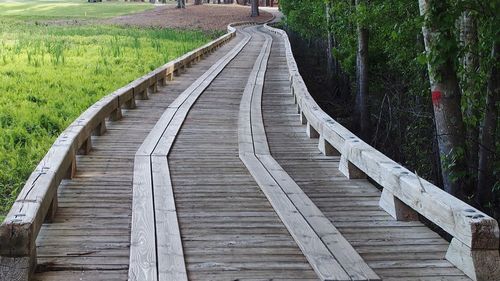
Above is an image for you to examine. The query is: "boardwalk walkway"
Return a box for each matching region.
[2,23,498,281]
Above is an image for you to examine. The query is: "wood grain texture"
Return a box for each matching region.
[263,24,498,253]
[261,28,471,281]
[3,21,488,281]
[29,31,241,281]
[128,27,252,281]
[169,26,317,280]
[238,26,379,281]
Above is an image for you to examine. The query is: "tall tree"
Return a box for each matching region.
[177,0,186,8]
[325,1,335,79]
[251,0,259,17]
[354,0,370,139]
[418,0,468,197]
[460,10,480,190]
[477,42,499,207]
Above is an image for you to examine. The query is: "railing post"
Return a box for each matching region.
[78,137,92,155]
[300,111,307,125]
[306,121,319,139]
[93,120,107,136]
[148,76,158,94]
[318,136,340,156]
[339,155,366,179]
[109,106,122,121]
[338,138,367,179]
[45,195,58,223]
[446,238,500,281]
[65,153,77,179]
[0,223,37,281]
[136,89,148,100]
[125,96,136,109]
[379,188,418,221]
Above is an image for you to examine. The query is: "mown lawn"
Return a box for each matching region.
[0,4,217,219]
[0,0,155,19]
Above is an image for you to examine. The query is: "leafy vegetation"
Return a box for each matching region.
[0,0,154,19]
[0,18,213,219]
[280,0,499,217]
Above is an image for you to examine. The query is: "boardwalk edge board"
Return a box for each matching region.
[0,22,242,281]
[128,25,254,281]
[263,24,500,281]
[237,27,379,281]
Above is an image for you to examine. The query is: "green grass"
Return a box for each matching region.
[0,19,216,218]
[0,0,154,19]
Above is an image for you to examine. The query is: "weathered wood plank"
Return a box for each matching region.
[128,155,157,281]
[263,23,496,281]
[151,156,187,281]
[237,28,374,281]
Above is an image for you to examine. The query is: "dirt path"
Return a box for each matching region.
[103,4,274,31]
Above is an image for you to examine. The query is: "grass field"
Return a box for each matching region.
[0,0,155,19]
[0,2,217,220]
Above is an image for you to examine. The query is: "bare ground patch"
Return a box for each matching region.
[102,4,273,31]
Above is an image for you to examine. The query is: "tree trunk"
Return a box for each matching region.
[251,0,259,17]
[460,11,480,191]
[418,0,468,197]
[477,42,499,207]
[354,0,370,140]
[325,2,334,79]
[177,0,186,8]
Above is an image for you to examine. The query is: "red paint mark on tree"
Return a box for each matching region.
[432,90,442,106]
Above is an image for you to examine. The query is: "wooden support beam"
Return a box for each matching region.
[446,238,500,281]
[136,89,149,100]
[44,195,58,223]
[318,136,340,156]
[306,121,319,138]
[125,96,137,109]
[92,120,106,136]
[379,188,419,221]
[64,154,76,179]
[339,154,366,179]
[0,246,36,281]
[78,137,92,155]
[109,106,122,121]
[148,82,157,94]
[300,111,307,125]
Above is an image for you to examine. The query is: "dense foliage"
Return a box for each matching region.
[0,19,213,219]
[280,0,499,217]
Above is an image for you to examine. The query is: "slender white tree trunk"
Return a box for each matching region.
[354,0,370,139]
[418,0,468,197]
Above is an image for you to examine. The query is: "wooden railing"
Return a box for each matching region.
[128,22,255,281]
[264,24,500,281]
[0,27,236,281]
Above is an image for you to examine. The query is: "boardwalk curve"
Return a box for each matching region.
[0,20,498,281]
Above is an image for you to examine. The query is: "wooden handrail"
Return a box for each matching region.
[263,23,500,281]
[0,26,236,281]
[128,22,255,281]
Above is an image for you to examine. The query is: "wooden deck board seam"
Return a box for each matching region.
[238,26,380,281]
[129,27,254,281]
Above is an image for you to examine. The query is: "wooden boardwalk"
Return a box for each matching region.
[32,33,241,281]
[3,24,498,281]
[261,30,470,281]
